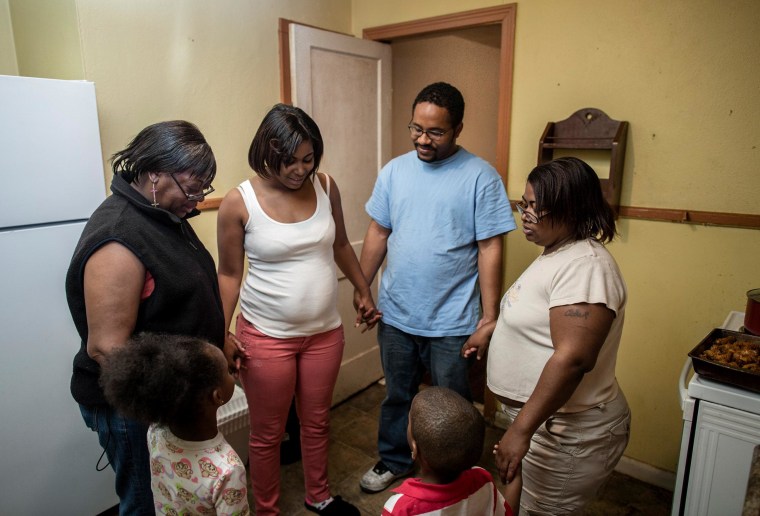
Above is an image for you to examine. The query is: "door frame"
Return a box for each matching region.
[279,4,517,185]
[362,4,517,186]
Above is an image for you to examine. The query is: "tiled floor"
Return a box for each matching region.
[253,382,674,515]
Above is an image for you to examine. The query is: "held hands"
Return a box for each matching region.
[493,426,530,484]
[353,290,383,332]
[223,331,247,377]
[461,321,496,359]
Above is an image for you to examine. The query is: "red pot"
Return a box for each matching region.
[745,288,760,335]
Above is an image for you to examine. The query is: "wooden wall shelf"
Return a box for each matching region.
[538,108,628,216]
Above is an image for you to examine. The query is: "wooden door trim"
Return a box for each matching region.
[362,4,515,40]
[362,4,517,187]
[278,18,293,104]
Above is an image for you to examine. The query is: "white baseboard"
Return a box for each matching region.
[614,455,675,491]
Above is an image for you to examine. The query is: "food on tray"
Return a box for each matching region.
[700,335,760,373]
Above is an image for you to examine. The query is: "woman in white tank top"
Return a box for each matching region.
[217,104,380,516]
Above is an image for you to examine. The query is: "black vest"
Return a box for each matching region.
[66,175,225,406]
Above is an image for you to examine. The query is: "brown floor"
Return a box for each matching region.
[251,382,674,515]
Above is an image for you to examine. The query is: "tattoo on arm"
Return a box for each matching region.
[564,308,590,319]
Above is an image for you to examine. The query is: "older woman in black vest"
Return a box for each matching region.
[66,121,235,515]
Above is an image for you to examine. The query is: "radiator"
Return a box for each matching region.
[217,384,250,464]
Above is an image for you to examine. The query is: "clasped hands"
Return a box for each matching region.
[353,290,382,332]
[461,319,497,359]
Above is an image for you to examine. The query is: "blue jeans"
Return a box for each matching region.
[377,321,472,473]
[79,404,154,515]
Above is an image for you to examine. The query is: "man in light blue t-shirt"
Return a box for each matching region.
[357,82,517,494]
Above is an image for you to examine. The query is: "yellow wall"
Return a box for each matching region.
[76,0,351,265]
[0,0,18,74]
[8,0,83,79]
[5,0,760,474]
[353,0,760,473]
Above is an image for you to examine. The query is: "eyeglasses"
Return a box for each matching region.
[408,124,452,142]
[169,173,215,201]
[515,200,549,224]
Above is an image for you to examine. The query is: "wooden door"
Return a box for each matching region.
[288,23,391,404]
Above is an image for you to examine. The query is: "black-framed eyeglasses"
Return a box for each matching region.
[515,200,549,224]
[408,124,452,142]
[169,173,215,201]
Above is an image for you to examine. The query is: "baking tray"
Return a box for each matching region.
[689,329,760,393]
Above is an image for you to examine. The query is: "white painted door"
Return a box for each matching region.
[289,24,392,404]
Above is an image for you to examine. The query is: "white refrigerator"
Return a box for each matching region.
[0,75,119,514]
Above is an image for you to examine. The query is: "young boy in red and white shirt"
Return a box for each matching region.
[382,387,521,515]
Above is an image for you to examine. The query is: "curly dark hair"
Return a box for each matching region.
[99,333,223,427]
[528,157,618,243]
[410,386,485,483]
[412,82,465,128]
[248,103,324,180]
[111,120,216,185]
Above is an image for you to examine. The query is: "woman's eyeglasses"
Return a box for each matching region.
[169,173,215,201]
[515,201,548,224]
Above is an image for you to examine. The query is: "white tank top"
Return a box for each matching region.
[238,173,341,338]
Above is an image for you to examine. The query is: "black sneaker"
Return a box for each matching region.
[304,496,359,516]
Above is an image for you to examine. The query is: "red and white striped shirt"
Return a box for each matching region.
[382,467,513,516]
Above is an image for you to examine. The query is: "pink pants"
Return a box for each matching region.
[236,314,344,515]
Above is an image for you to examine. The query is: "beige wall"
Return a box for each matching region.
[5,0,759,476]
[8,0,83,79]
[76,0,351,259]
[353,0,760,474]
[0,0,18,74]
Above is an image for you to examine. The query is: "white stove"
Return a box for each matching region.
[672,312,760,516]
[687,373,760,415]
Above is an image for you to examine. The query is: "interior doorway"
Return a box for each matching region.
[385,25,501,167]
[363,4,517,184]
[379,24,502,407]
[361,6,516,411]
[279,5,517,410]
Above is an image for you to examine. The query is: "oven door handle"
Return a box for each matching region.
[679,357,693,411]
